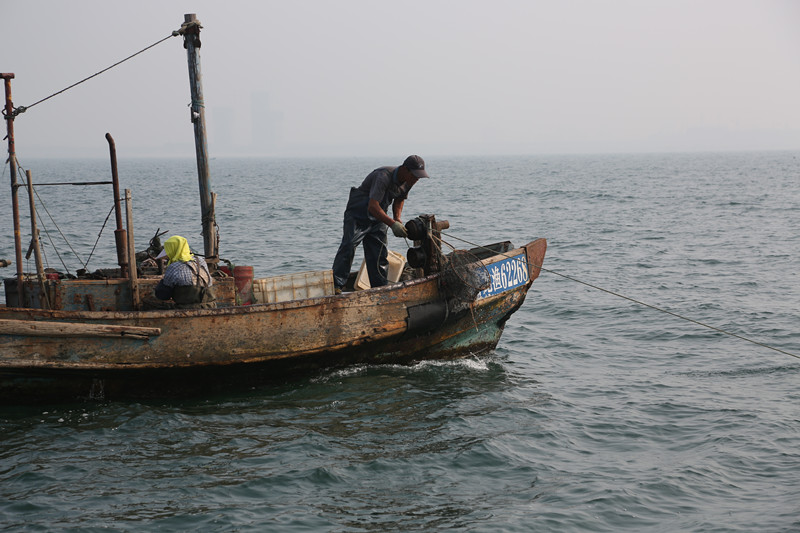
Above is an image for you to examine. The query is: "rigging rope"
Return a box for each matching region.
[10,32,178,117]
[84,203,117,270]
[10,156,124,273]
[440,230,800,361]
[14,158,79,273]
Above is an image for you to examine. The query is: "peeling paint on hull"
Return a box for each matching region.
[0,239,546,402]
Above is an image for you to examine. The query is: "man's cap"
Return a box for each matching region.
[403,155,429,178]
[156,249,167,259]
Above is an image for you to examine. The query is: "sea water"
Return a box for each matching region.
[1,152,798,531]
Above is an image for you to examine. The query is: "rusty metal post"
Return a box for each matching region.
[1,73,25,302]
[181,14,218,270]
[419,215,448,275]
[105,133,129,278]
[25,170,49,308]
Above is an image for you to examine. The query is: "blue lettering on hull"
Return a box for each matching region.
[478,254,529,299]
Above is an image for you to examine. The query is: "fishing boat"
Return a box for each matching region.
[0,14,546,402]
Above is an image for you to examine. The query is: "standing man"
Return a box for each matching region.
[332,155,429,293]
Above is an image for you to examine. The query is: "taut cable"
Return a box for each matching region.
[440,230,799,361]
[11,32,179,117]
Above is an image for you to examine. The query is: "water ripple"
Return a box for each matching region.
[2,152,799,531]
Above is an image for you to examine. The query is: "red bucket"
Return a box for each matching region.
[233,265,254,305]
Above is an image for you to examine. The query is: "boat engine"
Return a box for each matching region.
[405,214,449,276]
[405,214,489,315]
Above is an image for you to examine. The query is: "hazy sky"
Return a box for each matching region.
[3,1,800,158]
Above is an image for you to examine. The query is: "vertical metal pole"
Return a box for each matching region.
[25,170,49,309]
[106,133,129,278]
[181,14,218,270]
[1,73,25,303]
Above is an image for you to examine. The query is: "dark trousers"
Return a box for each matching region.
[332,211,388,290]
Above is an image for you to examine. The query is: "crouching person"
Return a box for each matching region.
[153,235,216,309]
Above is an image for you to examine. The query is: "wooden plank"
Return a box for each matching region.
[0,319,160,339]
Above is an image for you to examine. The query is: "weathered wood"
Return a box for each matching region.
[0,240,546,400]
[25,170,49,308]
[125,189,140,310]
[525,238,547,281]
[0,319,161,339]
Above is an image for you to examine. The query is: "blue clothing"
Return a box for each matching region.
[332,166,414,289]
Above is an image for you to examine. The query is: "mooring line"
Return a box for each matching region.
[440,231,799,360]
[10,32,178,117]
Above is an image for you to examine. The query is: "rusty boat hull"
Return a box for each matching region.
[0,239,546,402]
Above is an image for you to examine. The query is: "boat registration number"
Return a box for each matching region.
[478,254,529,299]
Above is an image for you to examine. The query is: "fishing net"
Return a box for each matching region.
[439,248,490,314]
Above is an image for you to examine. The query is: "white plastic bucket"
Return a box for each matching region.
[355,250,406,290]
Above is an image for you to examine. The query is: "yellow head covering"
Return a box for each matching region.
[163,235,194,265]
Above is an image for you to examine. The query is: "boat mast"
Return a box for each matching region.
[180,14,218,270]
[1,73,25,301]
